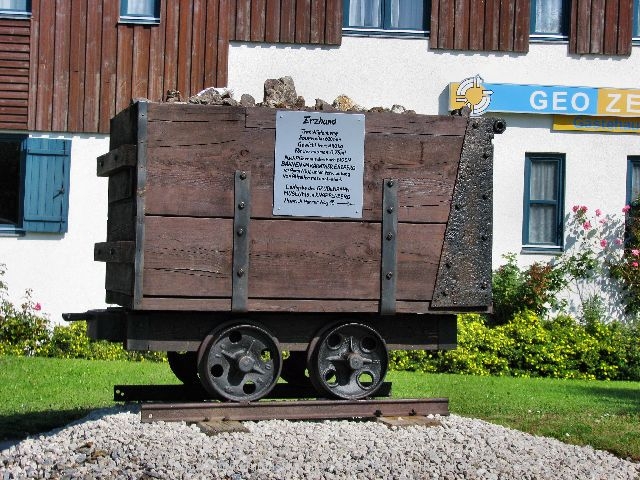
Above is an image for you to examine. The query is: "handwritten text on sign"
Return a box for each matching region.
[273,111,365,218]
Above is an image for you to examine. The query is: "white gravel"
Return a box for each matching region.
[1,406,638,479]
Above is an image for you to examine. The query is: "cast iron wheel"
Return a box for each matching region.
[197,323,282,402]
[167,351,200,386]
[307,322,388,400]
[280,351,311,386]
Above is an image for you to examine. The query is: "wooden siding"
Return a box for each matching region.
[0,19,29,130]
[229,0,342,45]
[430,0,530,52]
[569,0,633,55]
[27,0,230,134]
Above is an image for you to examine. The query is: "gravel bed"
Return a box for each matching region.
[1,406,638,480]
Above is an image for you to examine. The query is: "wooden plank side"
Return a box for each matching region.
[204,0,219,87]
[438,0,454,49]
[576,0,592,54]
[99,0,118,132]
[34,0,54,131]
[295,0,311,43]
[251,0,267,41]
[107,200,137,242]
[265,0,281,42]
[84,0,103,132]
[589,0,605,53]
[228,0,237,39]
[51,0,70,132]
[143,127,461,223]
[142,217,444,301]
[0,18,29,130]
[131,25,151,100]
[217,0,230,86]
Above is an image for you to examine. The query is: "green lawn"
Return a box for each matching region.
[1,355,639,461]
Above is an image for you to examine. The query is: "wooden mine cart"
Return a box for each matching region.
[69,101,505,402]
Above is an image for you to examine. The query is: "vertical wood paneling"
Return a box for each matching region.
[438,0,455,49]
[191,0,206,93]
[469,0,485,50]
[498,0,514,51]
[163,0,180,93]
[324,0,341,45]
[236,0,251,40]
[228,0,238,39]
[429,0,440,49]
[265,0,281,42]
[616,0,633,55]
[84,0,103,132]
[250,0,266,40]
[484,0,501,50]
[603,0,619,54]
[35,0,54,131]
[513,0,529,52]
[100,0,118,131]
[280,0,297,42]
[177,0,194,96]
[295,0,311,43]
[453,0,470,50]
[570,0,632,55]
[205,0,220,87]
[52,0,70,132]
[24,0,230,134]
[590,0,605,53]
[115,26,133,113]
[310,0,326,44]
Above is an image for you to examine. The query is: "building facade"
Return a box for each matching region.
[0,0,638,322]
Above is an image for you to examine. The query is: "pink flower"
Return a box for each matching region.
[583,221,592,230]
[600,239,608,248]
[632,249,640,257]
[623,205,631,213]
[595,209,602,216]
[633,262,639,268]
[581,206,588,213]
[34,303,41,311]
[572,205,580,213]
[615,238,623,246]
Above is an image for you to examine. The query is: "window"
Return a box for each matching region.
[523,154,565,250]
[530,0,569,40]
[627,156,640,204]
[343,0,430,35]
[0,0,30,16]
[120,0,160,24]
[0,137,71,236]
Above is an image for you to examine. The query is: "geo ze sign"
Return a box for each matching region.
[449,77,640,117]
[273,111,365,218]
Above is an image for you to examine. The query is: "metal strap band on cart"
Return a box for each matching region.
[380,178,398,315]
[232,170,251,312]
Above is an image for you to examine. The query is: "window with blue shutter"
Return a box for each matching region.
[21,138,71,233]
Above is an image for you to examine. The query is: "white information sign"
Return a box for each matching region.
[273,111,365,218]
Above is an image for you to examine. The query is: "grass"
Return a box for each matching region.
[1,355,639,461]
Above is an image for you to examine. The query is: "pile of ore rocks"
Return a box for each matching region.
[171,76,415,114]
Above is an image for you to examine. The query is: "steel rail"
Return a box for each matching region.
[141,398,449,423]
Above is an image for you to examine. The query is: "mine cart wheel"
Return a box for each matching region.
[307,322,388,400]
[197,323,282,402]
[280,351,311,386]
[167,351,200,386]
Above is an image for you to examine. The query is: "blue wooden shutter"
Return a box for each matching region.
[21,138,71,233]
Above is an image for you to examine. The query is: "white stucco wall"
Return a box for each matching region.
[228,38,640,268]
[0,134,110,324]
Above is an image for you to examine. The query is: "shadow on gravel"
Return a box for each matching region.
[0,408,94,446]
